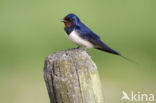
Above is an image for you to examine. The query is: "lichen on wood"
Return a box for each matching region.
[43,48,104,103]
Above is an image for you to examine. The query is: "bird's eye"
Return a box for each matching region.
[64,17,71,22]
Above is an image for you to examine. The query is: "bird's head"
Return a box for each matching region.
[62,13,80,28]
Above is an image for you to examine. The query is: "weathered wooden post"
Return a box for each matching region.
[43,49,104,103]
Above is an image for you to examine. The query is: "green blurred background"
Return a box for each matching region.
[0,0,156,103]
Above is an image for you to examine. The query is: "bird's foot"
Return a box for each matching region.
[82,47,87,51]
[78,46,87,51]
[70,46,87,51]
[69,46,81,50]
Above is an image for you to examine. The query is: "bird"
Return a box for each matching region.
[62,13,120,54]
[61,13,136,63]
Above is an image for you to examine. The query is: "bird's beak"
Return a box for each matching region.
[61,19,67,22]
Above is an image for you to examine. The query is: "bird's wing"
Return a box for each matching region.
[76,29,100,46]
[76,23,100,46]
[76,24,120,55]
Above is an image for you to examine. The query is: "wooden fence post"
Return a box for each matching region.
[43,49,104,103]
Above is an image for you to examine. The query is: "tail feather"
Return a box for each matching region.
[120,55,138,64]
[96,47,120,55]
[95,40,120,55]
[97,47,137,64]
[92,39,137,64]
[94,40,137,64]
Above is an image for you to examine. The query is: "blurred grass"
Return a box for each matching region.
[0,0,156,103]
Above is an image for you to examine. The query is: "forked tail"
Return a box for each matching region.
[120,55,138,64]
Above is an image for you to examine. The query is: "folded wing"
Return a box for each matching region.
[76,23,120,55]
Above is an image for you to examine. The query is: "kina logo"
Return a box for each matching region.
[121,91,155,102]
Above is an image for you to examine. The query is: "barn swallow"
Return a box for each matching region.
[61,13,138,64]
[61,13,139,64]
[62,13,121,55]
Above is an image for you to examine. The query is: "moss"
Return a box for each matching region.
[44,49,104,103]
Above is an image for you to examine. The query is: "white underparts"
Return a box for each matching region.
[67,30,94,48]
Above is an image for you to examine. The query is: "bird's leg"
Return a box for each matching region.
[76,46,87,51]
[79,46,87,50]
[83,47,87,51]
[76,46,81,49]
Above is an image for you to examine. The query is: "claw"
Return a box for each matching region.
[77,46,80,49]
